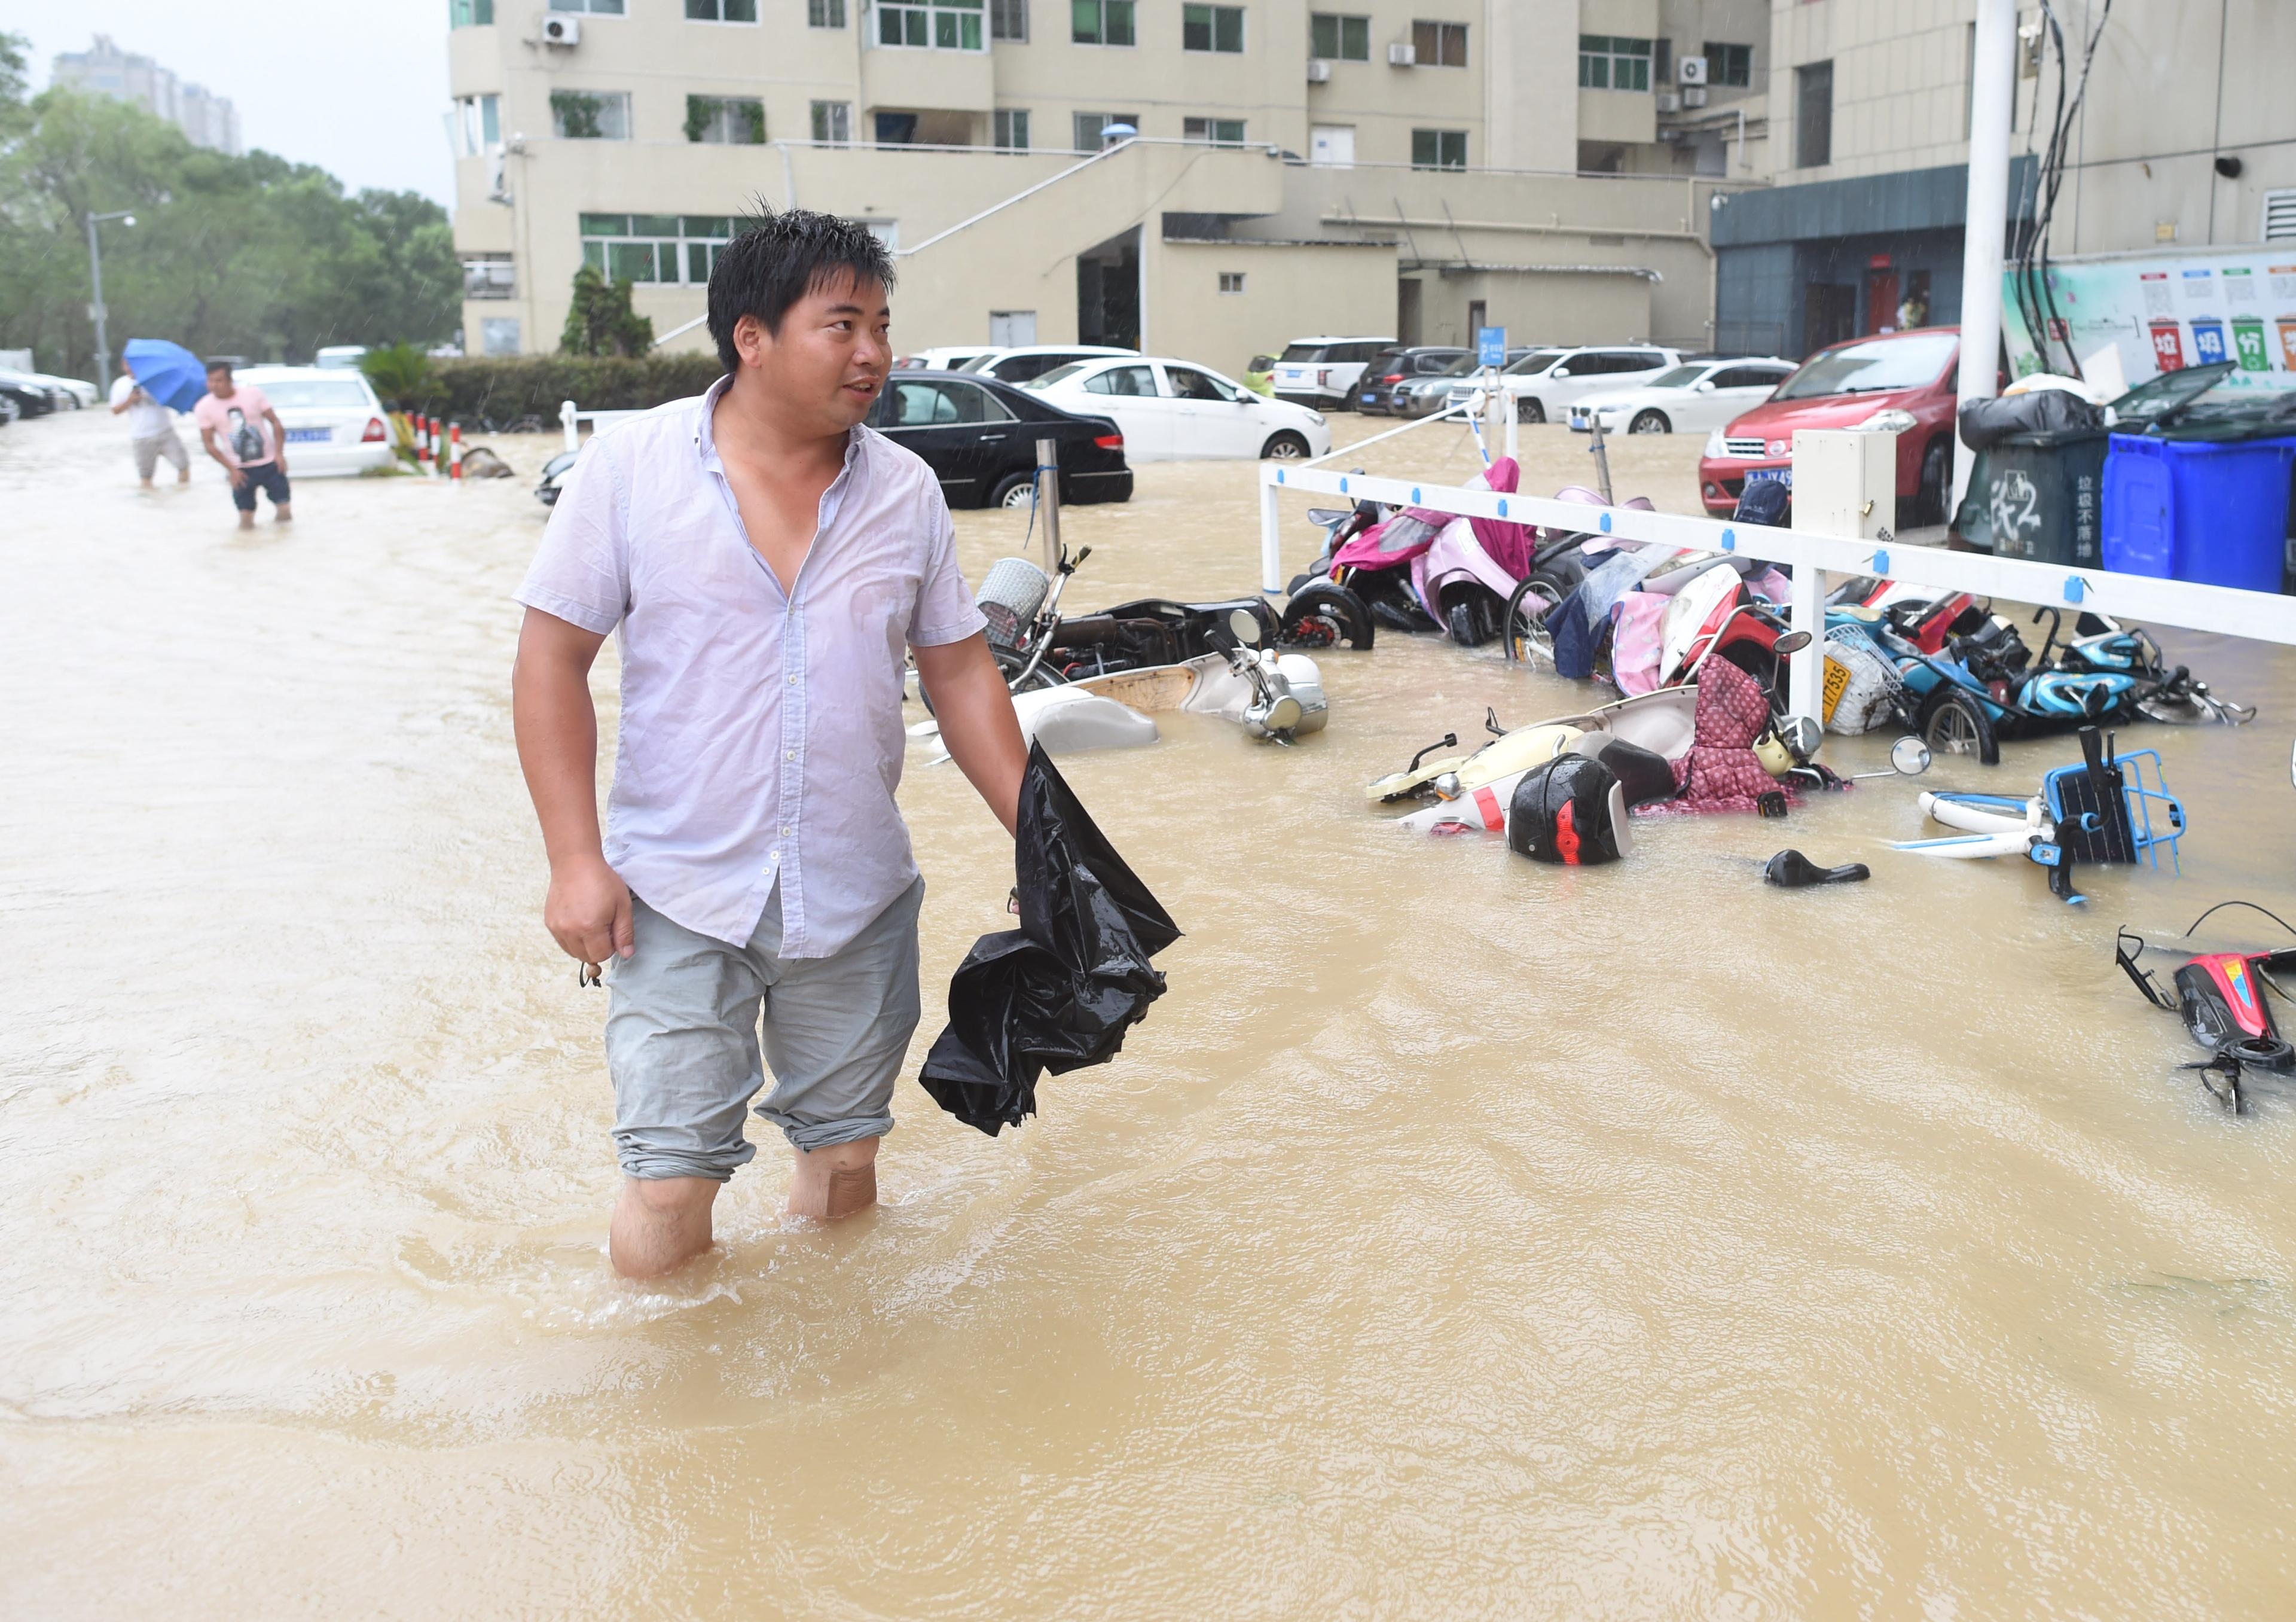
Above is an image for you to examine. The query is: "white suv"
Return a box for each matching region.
[1446,344,1683,424]
[1272,336,1396,411]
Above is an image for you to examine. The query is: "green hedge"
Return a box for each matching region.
[413,355,725,429]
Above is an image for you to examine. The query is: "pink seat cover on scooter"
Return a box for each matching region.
[1333,512,1442,571]
[1610,593,1672,696]
[1466,458,1537,580]
[1665,657,1778,813]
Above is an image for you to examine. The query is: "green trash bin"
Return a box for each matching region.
[1953,428,2111,565]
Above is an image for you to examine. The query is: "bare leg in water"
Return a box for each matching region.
[609,1136,880,1279]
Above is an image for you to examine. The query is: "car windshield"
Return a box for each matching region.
[1773,333,1958,400]
[257,380,372,407]
[1431,353,1484,379]
[1024,362,1091,390]
[1503,349,1564,376]
[955,354,999,372]
[1278,343,1328,363]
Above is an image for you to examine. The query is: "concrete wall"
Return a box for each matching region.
[1150,240,1399,379]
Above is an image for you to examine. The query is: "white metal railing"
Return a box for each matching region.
[1257,460,2296,722]
[560,398,646,453]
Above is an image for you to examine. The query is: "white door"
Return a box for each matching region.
[1690,364,1794,432]
[1072,362,1174,457]
[1309,126,1355,167]
[1161,362,1255,457]
[990,310,1036,346]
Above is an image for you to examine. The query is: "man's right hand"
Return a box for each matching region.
[227,465,248,489]
[545,855,634,965]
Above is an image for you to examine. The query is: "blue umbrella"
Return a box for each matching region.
[121,339,209,411]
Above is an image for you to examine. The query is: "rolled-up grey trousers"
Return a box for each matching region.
[605,877,924,1180]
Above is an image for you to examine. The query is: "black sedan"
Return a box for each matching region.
[868,370,1132,508]
[0,371,61,425]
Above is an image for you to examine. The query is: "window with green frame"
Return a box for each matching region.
[448,0,495,25]
[1182,4,1242,52]
[1071,0,1134,46]
[1309,13,1367,60]
[878,0,984,48]
[1410,128,1465,169]
[685,95,765,144]
[578,215,739,285]
[1578,35,1652,90]
[1703,41,1751,87]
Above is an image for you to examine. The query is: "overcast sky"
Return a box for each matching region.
[4,0,456,206]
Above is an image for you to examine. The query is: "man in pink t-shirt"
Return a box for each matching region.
[191,360,293,530]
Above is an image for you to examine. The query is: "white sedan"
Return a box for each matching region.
[1023,356,1330,461]
[29,372,100,408]
[237,366,394,477]
[1567,358,1796,437]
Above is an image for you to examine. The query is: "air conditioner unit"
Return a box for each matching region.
[541,14,579,46]
[1656,90,1681,113]
[1388,42,1416,67]
[1683,86,1708,108]
[1306,58,1332,83]
[1678,56,1708,86]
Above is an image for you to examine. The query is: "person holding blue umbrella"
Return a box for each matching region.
[111,340,199,489]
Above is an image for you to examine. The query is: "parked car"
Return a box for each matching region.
[868,369,1132,508]
[314,345,369,370]
[1357,346,1468,414]
[1696,328,1963,522]
[1446,344,1683,423]
[1271,335,1395,412]
[1243,353,1278,397]
[1023,355,1331,461]
[0,371,63,422]
[1568,358,1796,437]
[25,371,98,408]
[893,345,1002,371]
[234,365,394,477]
[958,344,1138,385]
[1391,347,1546,418]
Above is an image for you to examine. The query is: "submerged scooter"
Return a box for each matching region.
[2115,903,2296,1112]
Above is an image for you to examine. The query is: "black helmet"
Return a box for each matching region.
[1507,753,1634,865]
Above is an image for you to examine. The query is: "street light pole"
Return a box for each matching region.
[1952,0,2018,517]
[84,209,136,393]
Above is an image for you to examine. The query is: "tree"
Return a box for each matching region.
[359,342,434,410]
[558,263,655,357]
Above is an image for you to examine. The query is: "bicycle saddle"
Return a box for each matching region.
[1763,849,1871,888]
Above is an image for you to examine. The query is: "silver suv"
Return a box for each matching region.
[1445,344,1684,424]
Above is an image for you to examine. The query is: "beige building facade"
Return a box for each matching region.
[447,0,1771,371]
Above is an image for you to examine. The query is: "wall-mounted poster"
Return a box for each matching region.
[2002,249,2296,395]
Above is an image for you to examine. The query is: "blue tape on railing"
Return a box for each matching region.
[1873,548,1890,574]
[2065,575,2085,603]
[1275,468,1286,484]
[1412,487,1421,502]
[1497,499,1507,517]
[1599,513,1612,533]
[1339,477,1348,494]
[1721,528,1736,551]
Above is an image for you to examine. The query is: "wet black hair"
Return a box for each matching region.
[707,205,896,370]
[204,358,232,375]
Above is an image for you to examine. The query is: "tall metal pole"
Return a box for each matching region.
[1952,0,2019,516]
[86,214,110,393]
[1034,436,1062,574]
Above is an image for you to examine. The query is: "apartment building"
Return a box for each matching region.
[1712,1,2296,358]
[50,35,243,156]
[445,0,1771,367]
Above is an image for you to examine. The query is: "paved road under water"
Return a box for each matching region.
[5,408,2295,1617]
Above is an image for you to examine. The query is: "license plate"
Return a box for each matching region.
[1360,392,1378,403]
[1744,467,1793,487]
[286,427,332,443]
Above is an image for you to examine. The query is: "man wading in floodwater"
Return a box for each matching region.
[512,211,1025,1279]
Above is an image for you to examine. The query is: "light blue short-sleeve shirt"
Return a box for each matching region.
[516,376,986,956]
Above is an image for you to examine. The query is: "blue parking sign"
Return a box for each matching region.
[1477,326,1506,367]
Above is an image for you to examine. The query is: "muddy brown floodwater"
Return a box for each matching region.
[6,406,2296,1618]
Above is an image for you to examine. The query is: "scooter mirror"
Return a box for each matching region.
[1772,629,1814,657]
[1228,608,1263,646]
[1891,735,1932,776]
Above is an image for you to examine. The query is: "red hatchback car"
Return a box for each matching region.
[1697,327,1963,523]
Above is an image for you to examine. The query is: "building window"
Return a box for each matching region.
[1577,35,1650,90]
[811,100,852,143]
[550,91,631,139]
[1184,117,1245,145]
[1309,14,1369,61]
[448,0,496,26]
[993,108,1030,149]
[481,318,522,356]
[1411,20,1467,68]
[1796,60,1833,167]
[1071,0,1134,47]
[991,0,1027,39]
[549,0,624,12]
[1218,272,1245,294]
[1073,111,1138,150]
[454,94,500,156]
[1411,128,1465,169]
[684,0,756,17]
[579,214,738,285]
[1703,41,1751,87]
[878,0,985,49]
[463,257,515,299]
[808,0,846,23]
[1183,4,1243,53]
[686,95,764,144]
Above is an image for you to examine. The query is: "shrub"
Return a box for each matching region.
[404,354,725,430]
[560,261,655,357]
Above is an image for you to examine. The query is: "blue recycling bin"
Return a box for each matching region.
[2100,433,2296,592]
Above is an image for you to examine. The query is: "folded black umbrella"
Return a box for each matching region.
[919,742,1180,1136]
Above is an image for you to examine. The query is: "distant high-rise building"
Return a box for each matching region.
[51,35,242,157]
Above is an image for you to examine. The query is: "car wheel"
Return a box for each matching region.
[1629,409,1671,435]
[0,396,17,425]
[1518,398,1546,425]
[990,470,1039,509]
[1262,431,1311,461]
[1917,437,1952,526]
